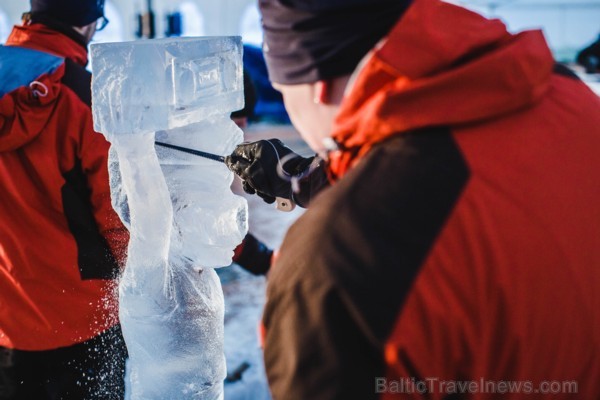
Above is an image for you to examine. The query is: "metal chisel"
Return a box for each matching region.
[155,141,225,163]
[154,141,295,212]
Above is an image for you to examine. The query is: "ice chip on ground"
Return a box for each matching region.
[91,37,248,400]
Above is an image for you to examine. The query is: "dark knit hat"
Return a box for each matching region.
[30,0,105,27]
[259,0,413,84]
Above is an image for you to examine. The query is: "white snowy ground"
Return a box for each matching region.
[582,74,600,96]
[568,64,600,96]
[220,123,310,400]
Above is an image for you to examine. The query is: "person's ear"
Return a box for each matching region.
[314,80,331,105]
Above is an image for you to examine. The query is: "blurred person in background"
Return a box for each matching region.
[576,33,600,74]
[231,69,257,129]
[226,0,600,398]
[229,67,275,277]
[0,0,129,399]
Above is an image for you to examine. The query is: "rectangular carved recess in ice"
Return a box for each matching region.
[91,36,244,136]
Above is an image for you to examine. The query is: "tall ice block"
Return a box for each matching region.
[90,37,248,400]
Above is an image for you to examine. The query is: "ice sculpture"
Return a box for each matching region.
[90,37,248,400]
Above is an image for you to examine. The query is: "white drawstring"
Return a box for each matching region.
[266,140,322,194]
[29,81,49,98]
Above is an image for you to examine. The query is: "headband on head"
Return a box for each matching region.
[259,0,413,84]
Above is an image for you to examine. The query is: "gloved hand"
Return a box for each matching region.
[232,233,273,276]
[225,139,312,204]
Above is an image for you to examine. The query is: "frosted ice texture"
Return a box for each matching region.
[92,36,244,135]
[91,37,248,400]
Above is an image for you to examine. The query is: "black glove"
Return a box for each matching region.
[225,139,312,204]
[232,233,273,276]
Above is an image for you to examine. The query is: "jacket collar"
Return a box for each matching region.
[328,0,554,179]
[5,23,88,67]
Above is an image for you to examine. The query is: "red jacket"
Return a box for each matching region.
[263,1,600,398]
[0,24,128,351]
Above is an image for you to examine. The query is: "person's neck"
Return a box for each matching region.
[329,75,352,106]
[344,45,380,99]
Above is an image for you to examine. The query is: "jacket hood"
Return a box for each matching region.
[0,67,64,152]
[329,0,554,177]
[0,25,75,152]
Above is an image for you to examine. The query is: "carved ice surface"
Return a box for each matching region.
[92,36,244,135]
[91,37,248,400]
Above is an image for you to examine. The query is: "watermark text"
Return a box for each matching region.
[375,377,578,395]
